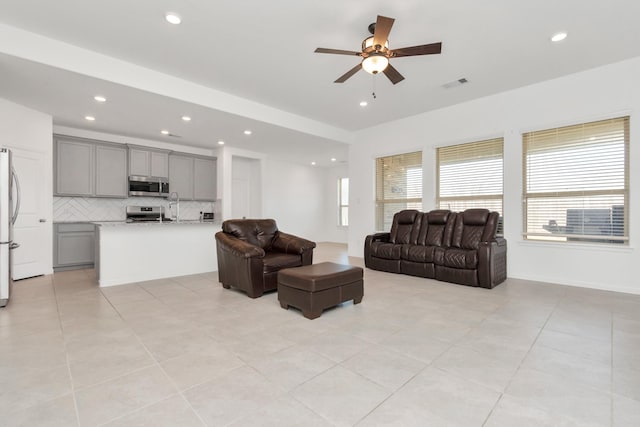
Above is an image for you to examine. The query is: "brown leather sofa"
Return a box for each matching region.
[215,219,316,298]
[365,209,507,288]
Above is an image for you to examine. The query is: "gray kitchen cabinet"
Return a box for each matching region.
[169,153,217,201]
[55,136,128,198]
[56,139,94,196]
[194,157,217,200]
[129,147,169,178]
[169,155,194,200]
[53,223,96,270]
[95,144,128,197]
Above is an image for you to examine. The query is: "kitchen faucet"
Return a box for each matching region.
[167,192,180,221]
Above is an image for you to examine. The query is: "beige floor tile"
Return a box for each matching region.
[613,394,640,427]
[360,366,500,427]
[139,329,220,362]
[3,394,78,427]
[249,345,336,391]
[434,343,527,392]
[613,366,640,401]
[102,394,204,427]
[75,365,177,426]
[536,328,612,364]
[0,366,73,414]
[484,394,592,427]
[291,365,391,427]
[160,346,245,390]
[184,365,285,426]
[378,328,453,363]
[505,367,611,426]
[520,345,611,392]
[341,344,426,392]
[298,329,373,363]
[229,395,333,427]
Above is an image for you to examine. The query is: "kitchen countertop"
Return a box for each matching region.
[93,220,220,226]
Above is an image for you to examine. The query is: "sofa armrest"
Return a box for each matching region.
[215,232,265,258]
[364,232,391,268]
[272,232,316,255]
[478,237,507,288]
[366,232,391,244]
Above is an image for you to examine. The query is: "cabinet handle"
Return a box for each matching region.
[39,219,47,223]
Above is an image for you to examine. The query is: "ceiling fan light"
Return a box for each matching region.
[362,36,389,51]
[362,54,389,74]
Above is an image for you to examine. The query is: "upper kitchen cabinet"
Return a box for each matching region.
[169,154,194,200]
[56,138,93,196]
[168,153,217,201]
[129,147,169,178]
[194,157,217,200]
[55,136,128,198]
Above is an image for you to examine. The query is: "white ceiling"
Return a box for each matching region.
[1,0,640,167]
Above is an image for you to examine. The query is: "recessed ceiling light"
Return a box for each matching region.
[359,101,368,107]
[311,161,316,166]
[94,95,106,102]
[551,32,567,42]
[331,158,337,162]
[165,13,181,25]
[161,130,170,135]
[244,130,252,135]
[181,116,191,122]
[217,140,225,145]
[84,116,95,121]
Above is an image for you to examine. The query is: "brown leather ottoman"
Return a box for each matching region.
[278,262,364,319]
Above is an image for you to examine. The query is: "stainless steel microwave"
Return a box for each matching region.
[128,176,169,197]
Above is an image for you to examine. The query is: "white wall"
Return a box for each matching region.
[262,158,325,242]
[0,98,54,273]
[322,164,349,244]
[349,56,640,295]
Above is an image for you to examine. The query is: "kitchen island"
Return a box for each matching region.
[95,221,221,287]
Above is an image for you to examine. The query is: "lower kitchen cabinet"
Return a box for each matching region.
[54,223,96,271]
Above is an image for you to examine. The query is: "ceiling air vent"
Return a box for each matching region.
[442,78,468,89]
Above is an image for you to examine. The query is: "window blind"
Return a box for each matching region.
[523,116,629,244]
[375,151,422,231]
[437,138,504,231]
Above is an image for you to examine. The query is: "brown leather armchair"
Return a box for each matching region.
[215,219,316,298]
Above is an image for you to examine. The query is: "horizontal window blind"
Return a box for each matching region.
[523,116,629,244]
[376,151,422,231]
[437,138,504,232]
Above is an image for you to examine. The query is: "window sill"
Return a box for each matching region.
[517,240,634,254]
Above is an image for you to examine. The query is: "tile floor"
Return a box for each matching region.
[1,242,640,426]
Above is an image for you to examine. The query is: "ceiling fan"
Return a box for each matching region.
[315,15,442,85]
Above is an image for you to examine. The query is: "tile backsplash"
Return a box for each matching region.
[53,196,217,222]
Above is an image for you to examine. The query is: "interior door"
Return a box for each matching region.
[11,148,49,280]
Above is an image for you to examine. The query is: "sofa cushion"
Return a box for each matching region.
[403,245,436,263]
[370,242,402,260]
[222,219,279,250]
[442,248,478,269]
[262,252,302,273]
[417,210,454,247]
[389,210,421,244]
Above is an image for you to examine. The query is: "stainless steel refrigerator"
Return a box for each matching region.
[0,148,21,307]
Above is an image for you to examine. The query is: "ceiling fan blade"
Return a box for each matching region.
[383,64,405,85]
[391,42,442,57]
[315,48,362,56]
[372,15,395,48]
[335,64,362,83]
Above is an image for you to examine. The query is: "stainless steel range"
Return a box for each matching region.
[125,206,171,222]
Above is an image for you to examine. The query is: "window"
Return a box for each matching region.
[523,116,629,244]
[375,151,422,231]
[338,177,349,226]
[437,138,504,232]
